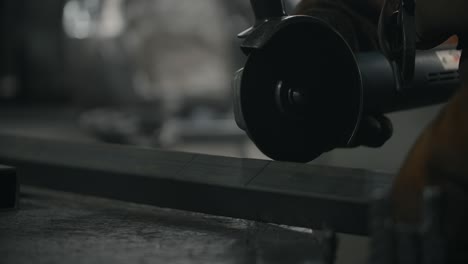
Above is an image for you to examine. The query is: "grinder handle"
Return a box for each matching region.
[358,50,460,114]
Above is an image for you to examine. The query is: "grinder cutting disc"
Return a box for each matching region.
[238,17,364,162]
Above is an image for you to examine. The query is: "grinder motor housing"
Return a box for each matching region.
[233,0,460,162]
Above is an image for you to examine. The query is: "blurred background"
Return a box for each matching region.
[0,0,447,174]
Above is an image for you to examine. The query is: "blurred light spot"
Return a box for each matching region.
[63,0,92,39]
[97,0,125,38]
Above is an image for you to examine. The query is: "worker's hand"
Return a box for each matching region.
[294,0,384,52]
[415,0,468,49]
[393,50,468,219]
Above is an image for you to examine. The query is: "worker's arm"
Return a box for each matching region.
[416,0,468,49]
[392,0,468,228]
[393,53,468,223]
[294,0,384,52]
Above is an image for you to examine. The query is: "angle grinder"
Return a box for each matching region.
[233,0,461,162]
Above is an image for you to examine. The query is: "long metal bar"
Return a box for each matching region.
[0,133,393,235]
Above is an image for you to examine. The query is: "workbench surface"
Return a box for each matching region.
[1,187,332,264]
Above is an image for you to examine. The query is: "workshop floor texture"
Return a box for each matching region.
[0,187,368,264]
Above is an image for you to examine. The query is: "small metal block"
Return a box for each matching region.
[0,165,18,211]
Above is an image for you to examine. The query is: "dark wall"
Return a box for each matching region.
[1,0,67,103]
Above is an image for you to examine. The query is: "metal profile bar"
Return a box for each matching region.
[0,133,393,235]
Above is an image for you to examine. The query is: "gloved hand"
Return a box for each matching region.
[415,0,468,49]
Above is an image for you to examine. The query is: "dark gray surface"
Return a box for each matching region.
[0,106,97,143]
[0,187,326,264]
[0,165,18,211]
[0,133,393,235]
[251,162,389,200]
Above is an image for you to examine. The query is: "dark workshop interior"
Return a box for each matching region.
[1,0,466,263]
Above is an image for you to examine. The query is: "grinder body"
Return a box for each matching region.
[233,1,460,162]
